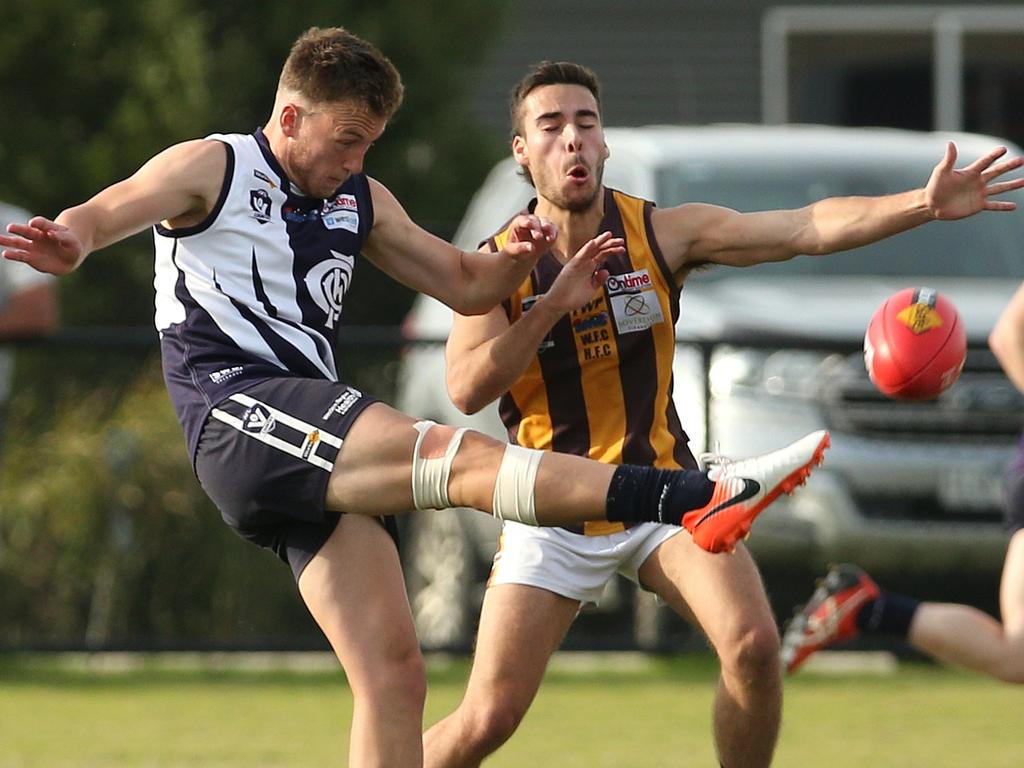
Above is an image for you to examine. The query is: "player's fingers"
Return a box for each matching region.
[1,248,33,263]
[981,157,1024,183]
[27,216,65,233]
[938,141,958,170]
[984,200,1018,212]
[6,222,48,241]
[963,145,1008,174]
[985,178,1024,197]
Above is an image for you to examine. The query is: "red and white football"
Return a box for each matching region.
[864,287,966,400]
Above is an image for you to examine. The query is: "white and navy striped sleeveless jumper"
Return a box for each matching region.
[153,128,372,461]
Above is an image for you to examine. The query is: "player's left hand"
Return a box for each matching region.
[545,231,622,313]
[926,142,1024,220]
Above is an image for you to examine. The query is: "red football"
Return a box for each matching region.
[864,287,966,400]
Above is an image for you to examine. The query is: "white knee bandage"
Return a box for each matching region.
[411,420,467,510]
[491,444,544,525]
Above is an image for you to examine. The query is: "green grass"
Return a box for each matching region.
[0,653,1020,767]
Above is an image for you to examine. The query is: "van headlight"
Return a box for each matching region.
[709,346,845,399]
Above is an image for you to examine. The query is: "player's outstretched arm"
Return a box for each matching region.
[655,142,1024,277]
[446,232,621,414]
[363,178,560,315]
[0,139,226,277]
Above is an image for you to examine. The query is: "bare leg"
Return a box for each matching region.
[908,529,1024,682]
[325,403,615,522]
[639,534,781,768]
[422,584,580,768]
[298,514,427,767]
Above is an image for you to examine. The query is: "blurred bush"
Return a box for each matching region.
[0,354,323,648]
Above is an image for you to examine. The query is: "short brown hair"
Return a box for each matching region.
[509,61,601,140]
[279,27,404,118]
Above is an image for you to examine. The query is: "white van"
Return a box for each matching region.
[398,125,1024,649]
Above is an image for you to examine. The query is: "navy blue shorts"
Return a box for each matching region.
[195,377,399,580]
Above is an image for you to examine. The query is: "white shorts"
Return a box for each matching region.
[487,521,683,606]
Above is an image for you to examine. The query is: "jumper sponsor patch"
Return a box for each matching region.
[323,193,359,232]
[572,306,613,361]
[897,287,943,335]
[283,205,320,223]
[253,169,277,189]
[605,269,665,334]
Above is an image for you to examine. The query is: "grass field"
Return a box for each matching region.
[0,652,1020,767]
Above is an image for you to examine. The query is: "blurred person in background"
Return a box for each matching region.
[422,60,1024,768]
[0,201,59,451]
[783,281,1024,683]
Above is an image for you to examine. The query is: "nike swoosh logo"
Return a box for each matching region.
[693,479,761,528]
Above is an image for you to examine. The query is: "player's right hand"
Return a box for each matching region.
[502,214,558,263]
[0,216,86,276]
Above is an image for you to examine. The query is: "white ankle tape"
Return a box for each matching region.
[411,421,467,510]
[492,444,543,525]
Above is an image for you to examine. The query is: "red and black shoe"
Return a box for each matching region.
[781,563,881,674]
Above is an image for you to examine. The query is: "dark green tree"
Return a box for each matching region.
[0,0,509,326]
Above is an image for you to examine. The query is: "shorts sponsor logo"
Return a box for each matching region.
[302,430,321,459]
[209,366,244,384]
[322,387,363,419]
[242,404,276,435]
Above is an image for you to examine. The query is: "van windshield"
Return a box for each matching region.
[656,162,1024,279]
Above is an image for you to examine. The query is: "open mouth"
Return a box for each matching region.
[566,165,589,181]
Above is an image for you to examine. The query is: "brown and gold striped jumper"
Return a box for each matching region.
[484,188,699,535]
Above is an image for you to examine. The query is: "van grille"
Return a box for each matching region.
[821,347,1024,442]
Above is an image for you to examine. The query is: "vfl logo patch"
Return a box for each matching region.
[249,189,273,224]
[305,250,355,329]
[242,404,276,435]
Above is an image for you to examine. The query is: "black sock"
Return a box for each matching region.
[605,465,715,524]
[856,591,920,639]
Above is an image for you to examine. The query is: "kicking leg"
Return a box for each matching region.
[423,584,579,767]
[298,514,427,767]
[326,402,828,552]
[639,534,781,768]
